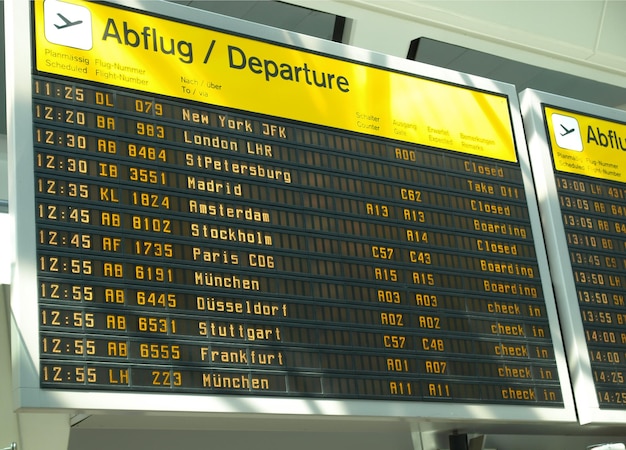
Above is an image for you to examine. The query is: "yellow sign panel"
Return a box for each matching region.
[545,106,626,183]
[34,0,516,162]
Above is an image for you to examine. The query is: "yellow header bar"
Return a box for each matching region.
[34,0,517,162]
[545,106,626,183]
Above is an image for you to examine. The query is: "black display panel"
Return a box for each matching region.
[32,74,563,404]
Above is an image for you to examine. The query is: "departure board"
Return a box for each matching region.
[521,89,626,424]
[9,0,574,416]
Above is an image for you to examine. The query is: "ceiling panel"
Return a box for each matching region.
[597,1,626,57]
[169,1,339,41]
[398,1,606,53]
[410,38,626,109]
[172,1,258,17]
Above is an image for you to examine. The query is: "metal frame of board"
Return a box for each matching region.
[521,88,626,424]
[8,0,576,423]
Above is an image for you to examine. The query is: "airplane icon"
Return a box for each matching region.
[54,13,83,30]
[44,0,93,50]
[552,113,583,151]
[560,124,576,136]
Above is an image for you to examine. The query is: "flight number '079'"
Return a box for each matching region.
[134,99,163,116]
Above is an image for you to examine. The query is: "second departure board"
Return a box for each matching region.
[9,0,574,417]
[522,89,626,424]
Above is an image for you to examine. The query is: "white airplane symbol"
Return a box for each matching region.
[54,13,83,29]
[560,124,576,136]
